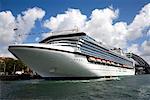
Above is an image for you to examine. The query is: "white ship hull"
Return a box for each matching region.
[9,44,135,78]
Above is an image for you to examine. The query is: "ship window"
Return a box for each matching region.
[47,38,78,43]
[46,36,81,43]
[80,47,108,59]
[57,44,78,48]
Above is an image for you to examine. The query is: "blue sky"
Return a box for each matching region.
[1,0,149,22]
[0,0,150,63]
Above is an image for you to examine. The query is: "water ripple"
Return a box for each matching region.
[1,75,150,100]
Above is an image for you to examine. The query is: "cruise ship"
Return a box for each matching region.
[9,32,135,79]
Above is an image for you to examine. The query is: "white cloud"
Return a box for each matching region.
[127,3,150,40]
[141,40,150,64]
[141,40,150,56]
[83,8,128,48]
[44,8,87,32]
[127,44,141,55]
[127,40,150,64]
[0,7,45,57]
[0,11,16,46]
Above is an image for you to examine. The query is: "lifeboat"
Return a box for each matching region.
[96,58,102,63]
[117,63,121,67]
[88,57,96,62]
[111,61,115,66]
[123,64,128,68]
[106,60,111,65]
[102,59,106,64]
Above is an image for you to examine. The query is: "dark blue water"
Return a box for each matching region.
[1,75,150,100]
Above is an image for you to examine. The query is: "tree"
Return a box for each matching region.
[0,57,27,75]
[0,60,6,73]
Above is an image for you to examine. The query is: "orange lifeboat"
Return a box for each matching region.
[88,57,96,62]
[106,60,111,65]
[111,61,115,66]
[96,58,102,63]
[123,64,128,68]
[102,59,106,64]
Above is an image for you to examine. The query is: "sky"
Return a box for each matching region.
[0,0,150,64]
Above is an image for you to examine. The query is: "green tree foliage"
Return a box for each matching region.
[4,58,15,74]
[14,60,27,71]
[0,60,5,72]
[0,57,27,75]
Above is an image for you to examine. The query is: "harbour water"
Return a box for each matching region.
[1,75,150,100]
